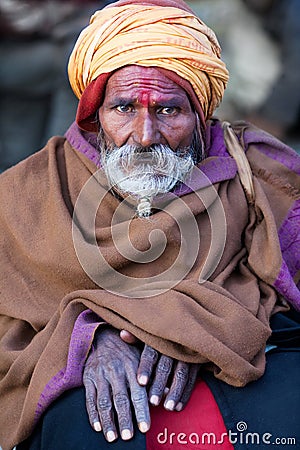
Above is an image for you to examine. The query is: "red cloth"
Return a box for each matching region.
[146,379,234,449]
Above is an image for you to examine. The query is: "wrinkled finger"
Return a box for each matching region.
[111,381,134,441]
[164,361,189,411]
[137,345,158,386]
[127,368,151,434]
[175,364,199,411]
[149,355,173,406]
[83,376,101,432]
[97,381,117,442]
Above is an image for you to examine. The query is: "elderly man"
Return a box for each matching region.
[0,0,299,449]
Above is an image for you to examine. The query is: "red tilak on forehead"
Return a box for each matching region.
[140,90,151,107]
[124,87,175,107]
[136,89,171,107]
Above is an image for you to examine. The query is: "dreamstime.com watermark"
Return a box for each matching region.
[156,421,297,446]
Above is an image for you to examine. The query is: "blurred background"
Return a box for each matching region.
[0,0,299,172]
[188,0,300,151]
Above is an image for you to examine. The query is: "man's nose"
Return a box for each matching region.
[133,112,160,147]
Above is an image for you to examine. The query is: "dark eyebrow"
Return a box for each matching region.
[156,100,182,108]
[107,97,134,107]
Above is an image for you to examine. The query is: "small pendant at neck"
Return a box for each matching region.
[136,197,152,218]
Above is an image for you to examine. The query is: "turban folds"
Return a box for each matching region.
[68,0,229,131]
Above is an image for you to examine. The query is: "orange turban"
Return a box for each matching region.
[68,0,229,131]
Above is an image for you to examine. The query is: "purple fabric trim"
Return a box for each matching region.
[244,128,300,174]
[173,158,237,197]
[278,198,300,277]
[275,198,300,311]
[34,310,102,423]
[207,119,300,174]
[274,260,300,311]
[65,122,100,167]
[205,119,229,157]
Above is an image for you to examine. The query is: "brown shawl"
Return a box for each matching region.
[0,123,298,449]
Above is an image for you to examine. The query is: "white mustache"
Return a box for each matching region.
[102,144,194,200]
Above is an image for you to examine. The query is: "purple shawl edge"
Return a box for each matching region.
[275,198,300,310]
[34,310,103,423]
[244,127,300,174]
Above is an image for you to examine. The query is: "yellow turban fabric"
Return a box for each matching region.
[68,0,229,127]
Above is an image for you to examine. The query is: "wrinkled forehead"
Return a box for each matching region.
[104,65,193,106]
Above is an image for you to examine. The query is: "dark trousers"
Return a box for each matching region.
[17,387,146,450]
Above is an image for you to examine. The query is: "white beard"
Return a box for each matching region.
[102,144,194,217]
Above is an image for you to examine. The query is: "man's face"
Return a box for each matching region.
[98,66,198,217]
[98,66,196,150]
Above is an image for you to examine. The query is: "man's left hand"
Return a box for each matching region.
[120,331,200,412]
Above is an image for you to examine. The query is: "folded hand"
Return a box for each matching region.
[83,327,200,442]
[83,327,150,442]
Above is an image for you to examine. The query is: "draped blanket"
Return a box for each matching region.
[0,119,299,449]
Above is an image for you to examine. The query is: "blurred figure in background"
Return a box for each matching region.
[0,0,112,172]
[187,0,281,122]
[187,0,300,150]
[244,0,300,147]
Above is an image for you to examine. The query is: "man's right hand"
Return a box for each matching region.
[83,327,150,442]
[121,330,200,412]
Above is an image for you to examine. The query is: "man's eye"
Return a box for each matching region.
[157,106,178,115]
[115,105,133,113]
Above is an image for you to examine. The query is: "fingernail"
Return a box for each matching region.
[165,400,175,411]
[150,395,160,406]
[106,431,117,442]
[121,429,132,440]
[175,402,183,411]
[138,421,150,433]
[93,421,102,432]
[164,387,170,395]
[138,375,148,385]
